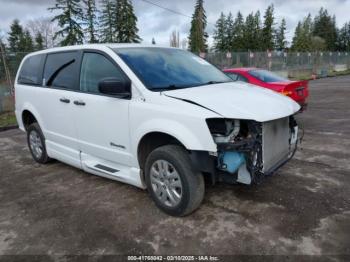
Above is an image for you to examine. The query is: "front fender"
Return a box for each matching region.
[131,118,217,164]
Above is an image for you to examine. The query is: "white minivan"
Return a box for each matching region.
[15,44,300,216]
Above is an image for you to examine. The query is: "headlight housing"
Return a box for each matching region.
[206,118,240,143]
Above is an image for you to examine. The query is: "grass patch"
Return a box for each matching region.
[289,74,312,81]
[289,70,350,81]
[0,112,17,128]
[328,69,350,77]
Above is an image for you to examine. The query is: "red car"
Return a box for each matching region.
[223,68,309,110]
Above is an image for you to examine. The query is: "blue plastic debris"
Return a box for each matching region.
[218,151,246,174]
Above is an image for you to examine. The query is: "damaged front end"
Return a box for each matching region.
[205,116,299,185]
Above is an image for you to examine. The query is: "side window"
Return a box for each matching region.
[237,75,248,83]
[44,52,79,90]
[80,52,126,94]
[18,54,45,85]
[225,72,238,81]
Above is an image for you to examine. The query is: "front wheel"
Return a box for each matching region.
[145,145,205,216]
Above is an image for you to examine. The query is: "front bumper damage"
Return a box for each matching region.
[191,116,299,185]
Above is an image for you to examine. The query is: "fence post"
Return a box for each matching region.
[0,43,13,95]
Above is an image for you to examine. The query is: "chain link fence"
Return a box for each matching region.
[0,52,27,113]
[1,50,350,114]
[205,51,350,79]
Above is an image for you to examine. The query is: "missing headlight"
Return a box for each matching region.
[206,118,240,143]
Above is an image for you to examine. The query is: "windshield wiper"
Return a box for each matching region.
[150,81,231,91]
[191,80,231,88]
[149,84,191,91]
[205,81,230,85]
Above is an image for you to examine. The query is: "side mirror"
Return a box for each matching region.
[98,77,131,98]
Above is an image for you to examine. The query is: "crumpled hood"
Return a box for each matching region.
[163,82,300,122]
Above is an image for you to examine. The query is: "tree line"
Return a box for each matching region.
[1,0,350,54]
[212,6,281,52]
[190,1,350,53]
[0,0,141,53]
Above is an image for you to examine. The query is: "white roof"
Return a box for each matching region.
[26,43,177,57]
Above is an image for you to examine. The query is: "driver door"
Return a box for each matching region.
[73,51,133,170]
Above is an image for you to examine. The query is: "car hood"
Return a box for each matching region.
[163,82,300,122]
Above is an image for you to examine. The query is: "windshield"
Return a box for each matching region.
[249,69,289,83]
[113,47,231,91]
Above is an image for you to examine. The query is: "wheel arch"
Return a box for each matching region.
[133,118,217,170]
[137,132,186,171]
[22,110,38,131]
[20,103,45,132]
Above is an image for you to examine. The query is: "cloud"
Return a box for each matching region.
[0,0,55,4]
[0,0,349,46]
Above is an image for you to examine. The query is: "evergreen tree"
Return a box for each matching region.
[35,32,44,50]
[291,22,302,51]
[261,4,275,50]
[253,11,262,50]
[302,14,313,50]
[338,22,350,51]
[243,12,256,51]
[213,12,227,52]
[231,11,245,51]
[152,37,156,45]
[0,39,5,52]
[276,18,287,50]
[83,0,98,43]
[115,0,141,43]
[8,19,24,52]
[99,0,117,42]
[188,0,208,53]
[313,8,337,51]
[49,0,84,46]
[225,12,235,51]
[291,14,313,51]
[344,22,350,51]
[7,20,34,53]
[22,30,34,52]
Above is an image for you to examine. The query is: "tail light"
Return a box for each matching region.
[281,90,292,96]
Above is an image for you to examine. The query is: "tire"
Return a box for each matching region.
[27,122,50,164]
[145,145,205,216]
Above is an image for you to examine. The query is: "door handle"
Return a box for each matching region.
[74,100,86,106]
[60,98,70,103]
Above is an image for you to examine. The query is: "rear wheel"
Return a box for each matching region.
[27,123,50,164]
[145,145,205,216]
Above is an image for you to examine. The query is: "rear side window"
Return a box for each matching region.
[44,52,79,90]
[18,54,45,85]
[80,52,126,94]
[237,75,248,83]
[225,72,238,81]
[224,72,248,83]
[249,69,288,82]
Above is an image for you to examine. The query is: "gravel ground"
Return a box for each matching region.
[0,76,349,260]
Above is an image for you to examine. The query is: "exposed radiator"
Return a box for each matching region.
[262,117,290,173]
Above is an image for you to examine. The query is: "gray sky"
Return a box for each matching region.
[0,0,349,47]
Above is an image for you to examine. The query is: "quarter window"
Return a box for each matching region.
[44,52,79,90]
[249,69,288,82]
[237,75,248,83]
[80,52,125,94]
[18,54,45,85]
[225,72,238,81]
